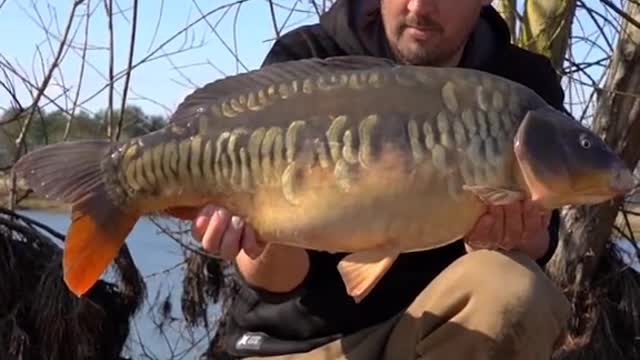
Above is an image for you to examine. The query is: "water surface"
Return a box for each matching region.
[17,209,218,359]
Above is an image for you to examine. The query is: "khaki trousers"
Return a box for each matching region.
[245,249,571,360]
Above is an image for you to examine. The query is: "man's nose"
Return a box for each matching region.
[407,0,438,15]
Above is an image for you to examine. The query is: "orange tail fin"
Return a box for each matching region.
[64,208,139,296]
[13,139,140,296]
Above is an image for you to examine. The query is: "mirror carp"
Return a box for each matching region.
[13,55,635,303]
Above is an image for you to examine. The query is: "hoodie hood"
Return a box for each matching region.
[319,0,512,69]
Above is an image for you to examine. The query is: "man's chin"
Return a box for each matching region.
[395,46,443,66]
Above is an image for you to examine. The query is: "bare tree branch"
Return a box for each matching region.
[115,0,138,141]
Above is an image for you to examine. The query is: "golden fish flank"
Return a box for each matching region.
[441,81,459,113]
[488,111,502,138]
[316,73,348,91]
[349,72,374,89]
[314,138,331,169]
[476,110,489,139]
[118,142,139,197]
[452,118,468,147]
[141,147,156,189]
[461,109,477,136]
[286,120,306,163]
[152,144,166,187]
[248,127,266,183]
[407,118,425,162]
[116,109,473,206]
[476,85,491,111]
[492,90,505,111]
[202,136,216,185]
[391,66,421,87]
[327,115,347,163]
[13,56,636,304]
[356,114,378,168]
[167,141,179,187]
[342,130,358,164]
[262,127,285,185]
[177,138,191,185]
[423,119,436,150]
[227,128,249,188]
[437,112,455,149]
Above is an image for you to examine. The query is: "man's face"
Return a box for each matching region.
[381,0,492,66]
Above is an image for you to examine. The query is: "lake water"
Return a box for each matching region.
[16,209,217,359]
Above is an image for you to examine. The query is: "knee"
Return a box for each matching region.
[453,249,571,335]
[457,250,568,310]
[387,250,571,359]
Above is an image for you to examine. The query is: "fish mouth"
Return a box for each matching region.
[609,164,636,195]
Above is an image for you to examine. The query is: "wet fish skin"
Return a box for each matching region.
[12,55,634,302]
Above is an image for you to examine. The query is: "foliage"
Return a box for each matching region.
[0,208,139,360]
[0,105,167,150]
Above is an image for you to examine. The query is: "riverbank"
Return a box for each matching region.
[13,196,69,211]
[0,173,68,211]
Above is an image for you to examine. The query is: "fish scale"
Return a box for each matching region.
[123,66,517,226]
[112,103,520,237]
[12,55,634,303]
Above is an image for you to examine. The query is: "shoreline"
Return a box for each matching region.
[4,196,69,212]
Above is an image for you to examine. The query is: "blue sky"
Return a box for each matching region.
[0,0,613,120]
[0,0,320,117]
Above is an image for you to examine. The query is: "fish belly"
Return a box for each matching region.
[247,164,489,254]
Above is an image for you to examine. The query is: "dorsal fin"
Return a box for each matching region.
[169,55,397,123]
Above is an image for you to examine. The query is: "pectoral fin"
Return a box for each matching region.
[463,185,526,205]
[337,249,399,303]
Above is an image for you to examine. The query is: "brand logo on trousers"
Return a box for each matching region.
[236,332,264,351]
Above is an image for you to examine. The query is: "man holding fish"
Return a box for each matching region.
[190,0,580,359]
[12,0,635,359]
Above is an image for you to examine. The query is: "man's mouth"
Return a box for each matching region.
[403,25,440,40]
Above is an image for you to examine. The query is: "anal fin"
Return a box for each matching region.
[337,249,399,304]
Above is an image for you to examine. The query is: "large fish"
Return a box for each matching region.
[13,56,635,303]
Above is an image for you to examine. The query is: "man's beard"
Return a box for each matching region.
[390,14,458,66]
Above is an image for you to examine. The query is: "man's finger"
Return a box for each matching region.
[465,214,494,248]
[487,205,505,249]
[502,201,522,249]
[201,208,231,255]
[242,225,265,259]
[218,215,244,259]
[192,205,220,240]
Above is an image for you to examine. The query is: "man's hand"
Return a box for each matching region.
[464,199,552,260]
[191,204,265,261]
[190,204,309,293]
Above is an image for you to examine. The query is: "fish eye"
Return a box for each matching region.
[579,134,591,149]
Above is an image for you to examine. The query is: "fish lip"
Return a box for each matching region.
[609,165,636,195]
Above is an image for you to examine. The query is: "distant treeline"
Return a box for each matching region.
[0,105,168,157]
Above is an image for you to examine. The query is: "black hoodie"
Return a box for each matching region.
[218,2,565,358]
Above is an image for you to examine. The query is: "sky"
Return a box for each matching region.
[0,0,320,118]
[0,0,616,120]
